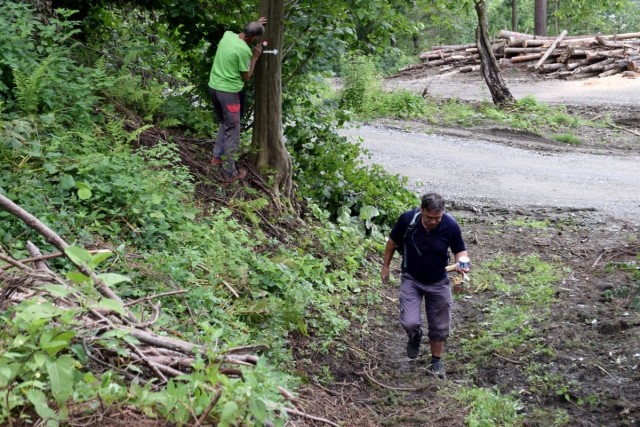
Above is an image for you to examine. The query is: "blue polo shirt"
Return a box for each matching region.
[389,210,466,284]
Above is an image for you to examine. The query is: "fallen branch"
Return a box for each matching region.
[592,363,620,383]
[197,388,222,425]
[493,353,523,365]
[124,290,187,307]
[0,194,136,322]
[0,253,34,272]
[1,249,111,271]
[222,280,240,298]
[283,407,341,427]
[607,122,640,137]
[360,362,425,392]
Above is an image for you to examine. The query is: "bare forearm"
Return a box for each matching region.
[383,238,397,268]
[454,250,468,263]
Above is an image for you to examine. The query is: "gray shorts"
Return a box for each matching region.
[399,273,452,342]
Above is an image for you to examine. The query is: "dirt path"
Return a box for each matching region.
[341,124,640,224]
[306,73,640,427]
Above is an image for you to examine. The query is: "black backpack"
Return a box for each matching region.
[397,208,423,268]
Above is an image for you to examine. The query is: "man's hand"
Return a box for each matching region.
[252,43,263,58]
[258,16,267,25]
[381,266,390,285]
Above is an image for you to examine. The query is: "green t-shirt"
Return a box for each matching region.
[208,31,252,93]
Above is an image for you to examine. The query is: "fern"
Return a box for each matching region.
[230,197,270,227]
[12,57,54,114]
[105,118,129,145]
[92,56,111,91]
[143,83,166,121]
[158,117,182,128]
[128,124,153,143]
[108,73,144,104]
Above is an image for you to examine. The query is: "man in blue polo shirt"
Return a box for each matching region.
[381,193,470,378]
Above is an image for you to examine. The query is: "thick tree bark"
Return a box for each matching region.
[474,0,514,106]
[534,0,547,36]
[252,0,293,200]
[512,0,518,32]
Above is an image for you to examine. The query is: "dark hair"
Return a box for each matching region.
[244,21,265,38]
[421,193,445,212]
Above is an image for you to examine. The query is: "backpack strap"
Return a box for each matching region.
[403,208,422,268]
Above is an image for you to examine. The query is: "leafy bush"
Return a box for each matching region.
[339,55,381,114]
[284,78,417,226]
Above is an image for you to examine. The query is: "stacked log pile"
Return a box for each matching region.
[400,30,640,79]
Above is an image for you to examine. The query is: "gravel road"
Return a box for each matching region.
[341,124,640,223]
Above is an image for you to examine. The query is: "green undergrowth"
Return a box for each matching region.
[452,254,579,426]
[339,55,591,135]
[454,386,524,427]
[461,254,563,359]
[0,4,406,425]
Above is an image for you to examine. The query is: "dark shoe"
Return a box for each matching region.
[427,360,446,379]
[210,157,223,166]
[406,329,422,359]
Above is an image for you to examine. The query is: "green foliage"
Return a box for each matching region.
[507,218,551,229]
[461,255,562,355]
[480,95,583,131]
[340,55,381,114]
[0,4,100,126]
[285,74,417,226]
[0,301,82,426]
[339,55,432,119]
[455,386,524,427]
[551,133,582,145]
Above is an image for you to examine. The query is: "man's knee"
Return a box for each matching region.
[427,330,449,342]
[400,310,421,335]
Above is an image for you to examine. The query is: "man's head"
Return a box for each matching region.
[243,21,265,43]
[420,193,445,230]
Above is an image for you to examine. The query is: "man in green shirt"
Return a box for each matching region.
[208,18,266,181]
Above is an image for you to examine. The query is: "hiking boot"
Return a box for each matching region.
[223,167,248,183]
[210,157,223,167]
[406,329,422,359]
[427,360,446,379]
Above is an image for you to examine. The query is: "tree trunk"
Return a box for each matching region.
[252,0,293,200]
[474,0,515,106]
[512,0,518,32]
[534,0,547,36]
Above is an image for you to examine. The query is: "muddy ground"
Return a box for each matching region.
[290,70,640,426]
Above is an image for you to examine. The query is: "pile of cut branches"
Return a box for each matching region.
[400,30,640,80]
[0,194,342,426]
[0,194,263,387]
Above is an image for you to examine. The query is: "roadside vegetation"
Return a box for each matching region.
[1,1,639,426]
[339,55,593,142]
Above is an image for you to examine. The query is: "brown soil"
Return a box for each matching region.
[291,205,639,427]
[287,70,640,426]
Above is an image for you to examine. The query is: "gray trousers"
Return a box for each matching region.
[209,88,241,177]
[399,273,452,342]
